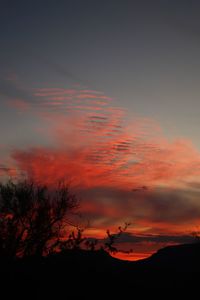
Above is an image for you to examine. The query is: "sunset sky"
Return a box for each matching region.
[1,0,200,260]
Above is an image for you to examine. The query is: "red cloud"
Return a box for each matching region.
[12,118,200,190]
[6,85,200,260]
[11,84,200,190]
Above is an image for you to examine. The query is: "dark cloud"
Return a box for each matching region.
[143,188,200,223]
[108,232,194,245]
[79,185,200,225]
[185,181,200,190]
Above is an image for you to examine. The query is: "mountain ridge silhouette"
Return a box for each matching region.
[1,242,200,297]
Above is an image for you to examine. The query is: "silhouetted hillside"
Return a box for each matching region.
[139,242,200,271]
[1,243,200,298]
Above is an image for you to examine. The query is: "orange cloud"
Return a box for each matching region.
[5,84,200,259]
[12,86,200,206]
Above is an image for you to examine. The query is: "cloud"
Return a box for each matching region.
[34,88,77,97]
[33,87,114,111]
[0,164,17,177]
[76,185,200,229]
[103,231,194,245]
[11,142,200,238]
[111,232,195,261]
[10,86,200,231]
[3,81,200,258]
[139,187,200,223]
[1,78,116,119]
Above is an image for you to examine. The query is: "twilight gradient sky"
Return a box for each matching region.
[1,0,200,260]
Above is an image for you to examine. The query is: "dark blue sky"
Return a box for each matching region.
[1,0,200,149]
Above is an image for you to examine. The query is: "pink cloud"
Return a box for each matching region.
[5,84,200,259]
[9,85,200,195]
[34,88,77,96]
[12,113,200,190]
[76,94,112,100]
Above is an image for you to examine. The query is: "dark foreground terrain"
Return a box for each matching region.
[1,243,200,298]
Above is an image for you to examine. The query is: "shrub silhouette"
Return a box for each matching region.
[104,222,131,254]
[85,238,98,251]
[0,180,131,259]
[0,180,78,258]
[59,227,86,250]
[57,222,131,254]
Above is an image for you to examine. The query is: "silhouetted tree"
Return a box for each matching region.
[58,222,131,254]
[59,227,86,250]
[104,222,131,254]
[85,238,98,251]
[0,180,78,258]
[191,230,200,243]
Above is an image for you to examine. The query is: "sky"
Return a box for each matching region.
[1,0,200,260]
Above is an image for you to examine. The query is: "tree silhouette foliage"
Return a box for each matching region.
[104,222,131,253]
[59,227,86,251]
[57,222,131,254]
[0,180,78,258]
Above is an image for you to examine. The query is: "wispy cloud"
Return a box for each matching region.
[10,85,200,191]
[2,81,200,258]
